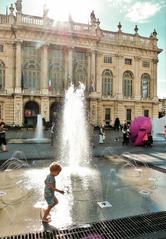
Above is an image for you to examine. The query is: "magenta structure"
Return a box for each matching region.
[130,116,152,146]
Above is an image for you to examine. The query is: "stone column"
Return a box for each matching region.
[115,54,123,99]
[14,96,23,125]
[15,41,22,93]
[5,43,14,94]
[41,44,49,94]
[68,47,73,85]
[134,56,141,100]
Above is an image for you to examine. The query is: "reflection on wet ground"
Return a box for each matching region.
[1,157,166,236]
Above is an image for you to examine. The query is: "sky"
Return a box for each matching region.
[0,0,166,98]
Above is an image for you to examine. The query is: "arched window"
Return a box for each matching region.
[23,60,40,90]
[123,71,133,97]
[0,60,5,90]
[102,69,113,96]
[141,73,150,98]
[49,63,64,92]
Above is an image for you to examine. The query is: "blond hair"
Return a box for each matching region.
[49,162,62,173]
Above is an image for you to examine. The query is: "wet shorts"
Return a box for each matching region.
[44,195,58,206]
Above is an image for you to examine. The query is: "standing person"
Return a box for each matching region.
[114,117,120,131]
[126,123,130,144]
[147,132,153,147]
[143,132,148,147]
[42,162,64,223]
[122,124,128,146]
[99,125,105,144]
[0,122,7,152]
[0,119,5,127]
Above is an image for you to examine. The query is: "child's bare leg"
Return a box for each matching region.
[42,205,53,221]
[42,198,58,221]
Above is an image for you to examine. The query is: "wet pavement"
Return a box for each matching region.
[0,128,165,163]
[0,129,166,237]
[1,157,166,237]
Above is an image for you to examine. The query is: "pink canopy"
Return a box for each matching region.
[130,116,152,146]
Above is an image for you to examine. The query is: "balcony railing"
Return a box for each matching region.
[21,14,44,25]
[22,89,41,94]
[0,15,9,24]
[0,12,156,50]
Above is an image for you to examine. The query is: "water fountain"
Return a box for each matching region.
[61,83,90,168]
[152,116,166,142]
[34,114,44,140]
[8,114,50,144]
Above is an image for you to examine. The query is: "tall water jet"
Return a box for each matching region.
[61,84,90,167]
[34,114,44,140]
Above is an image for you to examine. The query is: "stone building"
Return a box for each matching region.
[159,98,166,117]
[0,0,162,127]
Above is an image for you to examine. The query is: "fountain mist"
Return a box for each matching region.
[61,84,90,167]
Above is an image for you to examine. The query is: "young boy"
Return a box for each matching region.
[42,162,64,223]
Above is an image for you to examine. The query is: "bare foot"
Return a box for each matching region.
[42,218,49,223]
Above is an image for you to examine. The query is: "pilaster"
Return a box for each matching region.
[89,100,98,125]
[63,47,68,90]
[91,49,96,92]
[115,54,123,99]
[152,102,159,118]
[5,43,15,94]
[134,56,141,100]
[68,47,73,85]
[41,44,49,94]
[14,96,23,125]
[152,58,158,100]
[15,41,22,93]
[41,97,49,121]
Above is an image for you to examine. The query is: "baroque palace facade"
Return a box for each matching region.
[0,0,162,126]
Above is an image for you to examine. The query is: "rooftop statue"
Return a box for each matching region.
[15,0,22,13]
[43,4,49,18]
[90,10,96,24]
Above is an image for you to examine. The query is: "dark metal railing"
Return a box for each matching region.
[1,211,166,239]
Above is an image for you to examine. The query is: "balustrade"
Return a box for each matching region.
[21,14,43,25]
[0,15,9,24]
[0,12,154,50]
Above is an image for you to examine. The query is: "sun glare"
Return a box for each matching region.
[46,0,97,23]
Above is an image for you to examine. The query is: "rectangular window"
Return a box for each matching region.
[0,45,3,52]
[144,110,149,117]
[142,61,150,68]
[74,51,86,61]
[125,58,132,65]
[105,108,111,124]
[126,109,131,122]
[104,56,112,64]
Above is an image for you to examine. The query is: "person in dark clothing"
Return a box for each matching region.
[114,117,120,131]
[0,122,7,152]
[147,133,153,147]
[122,123,129,146]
